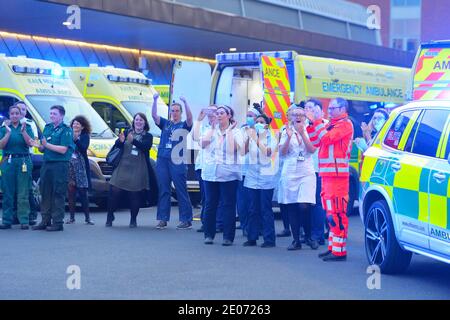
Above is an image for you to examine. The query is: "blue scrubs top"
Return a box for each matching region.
[157,117,192,159]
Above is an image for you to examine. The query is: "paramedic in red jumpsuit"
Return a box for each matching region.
[306,98,354,261]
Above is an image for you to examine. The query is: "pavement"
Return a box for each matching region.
[0,207,449,300]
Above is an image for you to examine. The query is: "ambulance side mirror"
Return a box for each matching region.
[448,153,450,165]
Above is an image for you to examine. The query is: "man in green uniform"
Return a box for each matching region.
[0,105,34,229]
[32,105,74,232]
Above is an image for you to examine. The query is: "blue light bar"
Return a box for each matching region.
[107,74,151,85]
[216,51,293,63]
[12,65,65,77]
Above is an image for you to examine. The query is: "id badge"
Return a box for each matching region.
[72,153,78,159]
[297,156,305,162]
[165,143,172,149]
[47,136,52,141]
[131,146,139,156]
[22,163,27,173]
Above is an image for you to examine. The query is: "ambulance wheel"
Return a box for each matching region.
[364,200,412,274]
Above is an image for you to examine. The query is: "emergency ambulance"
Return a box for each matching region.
[186,51,409,213]
[0,55,116,207]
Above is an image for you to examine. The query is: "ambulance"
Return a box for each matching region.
[357,40,450,273]
[185,51,410,213]
[0,55,116,207]
[67,65,199,205]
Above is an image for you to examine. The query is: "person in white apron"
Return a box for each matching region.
[278,106,317,250]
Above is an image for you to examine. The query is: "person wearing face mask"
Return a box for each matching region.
[106,113,153,228]
[355,109,389,152]
[152,92,193,230]
[0,105,34,229]
[243,114,277,248]
[278,106,317,251]
[201,105,244,246]
[237,105,262,236]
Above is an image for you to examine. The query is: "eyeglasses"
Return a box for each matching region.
[328,106,343,111]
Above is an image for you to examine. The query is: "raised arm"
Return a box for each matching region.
[0,126,11,149]
[152,92,161,126]
[180,96,193,128]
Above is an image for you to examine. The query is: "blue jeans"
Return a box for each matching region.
[236,177,249,233]
[156,158,192,222]
[204,180,238,242]
[247,188,275,245]
[311,173,326,241]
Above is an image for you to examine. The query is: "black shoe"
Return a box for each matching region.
[32,223,49,231]
[261,242,275,248]
[287,241,302,251]
[105,213,115,227]
[156,221,167,229]
[243,240,257,247]
[197,226,204,233]
[65,218,75,224]
[0,224,11,229]
[46,225,63,232]
[306,239,319,250]
[318,250,332,258]
[21,224,29,230]
[222,239,233,246]
[29,220,37,226]
[204,237,214,245]
[276,229,291,237]
[323,254,347,262]
[176,221,192,230]
[129,222,137,228]
[85,220,95,225]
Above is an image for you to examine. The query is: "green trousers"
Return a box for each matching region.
[40,162,69,226]
[1,157,32,225]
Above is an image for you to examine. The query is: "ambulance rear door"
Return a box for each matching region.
[170,59,211,149]
[260,55,291,130]
[412,42,450,101]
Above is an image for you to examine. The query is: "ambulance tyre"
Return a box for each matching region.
[364,200,412,274]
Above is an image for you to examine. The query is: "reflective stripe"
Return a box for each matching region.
[319,158,349,164]
[319,167,349,173]
[308,124,326,138]
[326,200,333,211]
[317,130,326,140]
[332,237,345,244]
[332,246,347,253]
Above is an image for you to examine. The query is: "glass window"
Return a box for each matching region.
[92,101,127,134]
[410,110,450,158]
[122,101,163,137]
[383,110,414,150]
[0,96,19,124]
[27,95,115,139]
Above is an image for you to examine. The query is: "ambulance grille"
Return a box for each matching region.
[98,162,114,176]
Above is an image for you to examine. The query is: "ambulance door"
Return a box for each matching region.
[170,59,211,150]
[260,55,291,131]
[427,111,450,257]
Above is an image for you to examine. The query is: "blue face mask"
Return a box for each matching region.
[246,117,255,127]
[254,123,265,133]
